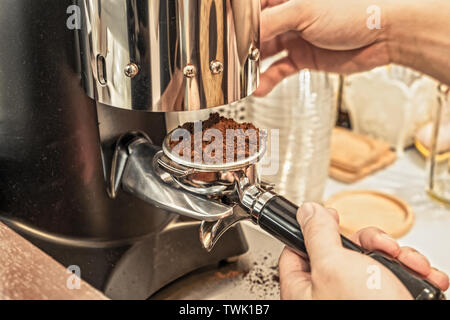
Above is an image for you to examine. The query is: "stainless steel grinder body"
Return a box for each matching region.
[79,0,260,111]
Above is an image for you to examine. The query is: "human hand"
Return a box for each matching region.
[256,0,392,96]
[278,202,449,300]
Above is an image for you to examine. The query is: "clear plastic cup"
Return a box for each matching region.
[247,70,336,203]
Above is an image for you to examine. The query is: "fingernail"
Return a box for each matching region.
[300,203,315,225]
[380,232,396,243]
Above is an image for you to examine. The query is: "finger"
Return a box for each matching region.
[254,56,298,96]
[261,1,301,41]
[296,203,342,267]
[279,246,310,274]
[326,208,340,224]
[281,32,389,73]
[396,246,431,277]
[260,36,287,60]
[350,227,400,258]
[279,246,312,300]
[350,230,449,291]
[255,34,389,96]
[396,246,450,291]
[427,267,450,291]
[261,0,288,10]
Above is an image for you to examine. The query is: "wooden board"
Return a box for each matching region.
[331,127,390,173]
[330,150,397,183]
[0,222,108,300]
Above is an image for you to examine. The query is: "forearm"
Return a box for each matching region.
[386,0,450,85]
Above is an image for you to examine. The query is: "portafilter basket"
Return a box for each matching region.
[154,128,445,300]
[157,127,267,197]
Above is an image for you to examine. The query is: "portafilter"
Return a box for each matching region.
[152,128,445,300]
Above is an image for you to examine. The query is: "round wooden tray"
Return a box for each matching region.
[325,190,415,238]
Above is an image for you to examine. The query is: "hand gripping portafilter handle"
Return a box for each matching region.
[257,195,445,300]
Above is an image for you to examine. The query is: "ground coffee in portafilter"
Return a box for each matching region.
[169,113,261,164]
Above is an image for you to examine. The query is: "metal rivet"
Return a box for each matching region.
[183,64,197,78]
[210,60,224,75]
[124,63,139,78]
[249,47,260,61]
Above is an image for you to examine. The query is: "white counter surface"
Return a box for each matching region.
[324,149,450,295]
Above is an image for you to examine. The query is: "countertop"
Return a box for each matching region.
[0,223,107,300]
[324,148,450,296]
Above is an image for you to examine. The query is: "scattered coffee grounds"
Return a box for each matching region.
[272,274,280,283]
[240,252,280,298]
[169,113,260,163]
[208,252,280,299]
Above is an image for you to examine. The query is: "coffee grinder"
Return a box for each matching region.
[0,0,259,299]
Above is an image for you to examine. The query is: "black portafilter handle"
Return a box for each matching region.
[257,195,445,300]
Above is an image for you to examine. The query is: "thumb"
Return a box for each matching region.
[261,1,301,42]
[297,203,343,265]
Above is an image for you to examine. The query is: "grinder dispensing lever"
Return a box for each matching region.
[108,132,233,222]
